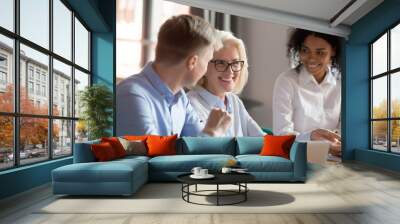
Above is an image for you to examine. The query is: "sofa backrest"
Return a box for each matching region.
[73,140,100,163]
[236,137,264,155]
[177,137,236,155]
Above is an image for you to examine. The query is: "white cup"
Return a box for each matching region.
[191,167,202,176]
[199,169,208,176]
[221,167,232,174]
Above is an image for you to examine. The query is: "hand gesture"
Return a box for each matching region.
[202,108,232,136]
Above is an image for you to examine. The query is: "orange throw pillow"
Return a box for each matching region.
[260,135,296,159]
[146,135,178,157]
[101,137,126,158]
[91,142,117,161]
[123,135,149,141]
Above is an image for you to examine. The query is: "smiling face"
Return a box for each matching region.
[204,42,241,98]
[299,35,335,80]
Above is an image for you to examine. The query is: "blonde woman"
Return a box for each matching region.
[117,15,231,137]
[187,31,264,137]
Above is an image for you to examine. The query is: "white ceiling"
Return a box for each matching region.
[167,0,384,38]
[225,0,352,22]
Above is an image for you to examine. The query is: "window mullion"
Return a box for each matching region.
[71,10,76,153]
[14,0,20,167]
[388,29,391,152]
[49,0,54,159]
[370,45,373,149]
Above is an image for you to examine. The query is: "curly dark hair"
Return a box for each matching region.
[287,29,342,73]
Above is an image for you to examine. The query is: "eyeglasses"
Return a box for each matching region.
[209,60,244,72]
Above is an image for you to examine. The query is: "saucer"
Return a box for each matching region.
[190,174,215,179]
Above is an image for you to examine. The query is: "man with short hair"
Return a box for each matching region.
[117,15,231,137]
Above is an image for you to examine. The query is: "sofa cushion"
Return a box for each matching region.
[236,137,264,155]
[147,135,177,157]
[115,155,150,163]
[118,138,147,156]
[236,155,293,172]
[101,137,127,158]
[74,140,101,163]
[260,135,296,159]
[148,154,235,172]
[53,158,147,183]
[123,135,149,141]
[91,142,118,161]
[178,137,235,155]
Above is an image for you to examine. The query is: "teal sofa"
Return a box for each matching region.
[52,137,307,196]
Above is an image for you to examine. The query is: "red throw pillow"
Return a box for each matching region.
[101,137,126,158]
[146,135,178,157]
[259,135,296,159]
[91,142,118,161]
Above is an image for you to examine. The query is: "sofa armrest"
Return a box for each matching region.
[289,141,307,181]
[73,140,100,163]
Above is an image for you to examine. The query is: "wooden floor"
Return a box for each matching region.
[1,162,400,224]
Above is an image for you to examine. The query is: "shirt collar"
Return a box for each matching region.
[299,66,337,87]
[195,86,233,113]
[144,62,183,104]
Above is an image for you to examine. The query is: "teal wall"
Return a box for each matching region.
[0,158,72,199]
[0,0,116,200]
[344,0,400,171]
[91,0,116,135]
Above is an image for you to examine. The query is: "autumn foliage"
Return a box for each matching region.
[372,99,400,141]
[0,85,59,150]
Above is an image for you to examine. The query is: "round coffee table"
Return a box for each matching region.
[177,172,255,206]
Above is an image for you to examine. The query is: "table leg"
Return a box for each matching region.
[217,184,219,206]
[245,183,247,201]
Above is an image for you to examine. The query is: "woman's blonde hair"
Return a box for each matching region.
[199,30,249,94]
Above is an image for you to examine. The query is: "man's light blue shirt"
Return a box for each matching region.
[116,62,203,136]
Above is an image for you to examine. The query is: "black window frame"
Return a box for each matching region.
[0,0,92,171]
[370,20,400,154]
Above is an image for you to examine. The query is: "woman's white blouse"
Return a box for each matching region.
[273,67,341,141]
[187,86,264,137]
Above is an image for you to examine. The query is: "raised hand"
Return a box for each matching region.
[202,108,232,136]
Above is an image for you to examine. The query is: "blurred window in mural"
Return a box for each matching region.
[371,23,400,153]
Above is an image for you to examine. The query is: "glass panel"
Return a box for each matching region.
[372,121,388,151]
[116,41,142,84]
[20,0,49,49]
[150,0,190,42]
[74,69,89,118]
[392,72,400,118]
[117,0,143,40]
[75,120,88,143]
[372,33,387,77]
[148,43,156,63]
[53,59,72,117]
[53,0,72,60]
[20,44,49,115]
[0,35,14,112]
[0,0,14,31]
[0,116,13,170]
[116,0,143,83]
[391,120,400,153]
[372,77,387,119]
[391,24,400,70]
[53,119,72,158]
[20,117,49,165]
[74,18,89,70]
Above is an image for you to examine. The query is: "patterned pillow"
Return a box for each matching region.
[118,137,147,156]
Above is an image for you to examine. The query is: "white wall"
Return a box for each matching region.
[236,17,291,129]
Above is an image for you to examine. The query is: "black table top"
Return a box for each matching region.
[177,172,255,185]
